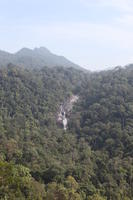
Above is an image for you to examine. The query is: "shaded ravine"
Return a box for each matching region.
[57,95,79,130]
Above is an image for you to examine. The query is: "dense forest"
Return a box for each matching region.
[0,64,133,199]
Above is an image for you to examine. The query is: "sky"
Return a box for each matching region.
[1,0,133,70]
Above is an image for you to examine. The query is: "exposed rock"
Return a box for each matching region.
[57,95,79,130]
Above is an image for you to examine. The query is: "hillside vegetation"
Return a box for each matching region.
[0,65,133,200]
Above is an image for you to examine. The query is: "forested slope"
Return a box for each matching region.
[0,65,133,200]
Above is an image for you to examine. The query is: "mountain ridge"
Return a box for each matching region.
[0,47,81,69]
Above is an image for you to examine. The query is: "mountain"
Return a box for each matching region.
[0,65,133,199]
[0,47,81,69]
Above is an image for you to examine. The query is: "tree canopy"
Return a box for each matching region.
[0,65,133,199]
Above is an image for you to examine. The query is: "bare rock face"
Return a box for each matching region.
[57,95,79,130]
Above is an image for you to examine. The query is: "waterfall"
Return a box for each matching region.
[57,95,79,130]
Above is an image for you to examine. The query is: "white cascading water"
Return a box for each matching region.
[57,95,79,130]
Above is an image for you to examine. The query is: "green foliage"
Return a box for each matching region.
[0,161,45,200]
[45,176,82,200]
[0,65,133,199]
[87,194,107,200]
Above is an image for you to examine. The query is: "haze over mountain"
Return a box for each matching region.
[0,47,81,69]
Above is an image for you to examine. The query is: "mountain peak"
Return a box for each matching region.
[0,47,81,69]
[16,47,33,55]
[15,47,53,57]
[34,47,51,52]
[15,47,32,56]
[33,47,51,55]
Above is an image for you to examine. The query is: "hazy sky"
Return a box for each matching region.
[1,0,133,70]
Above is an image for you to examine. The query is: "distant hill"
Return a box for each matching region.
[0,47,81,69]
